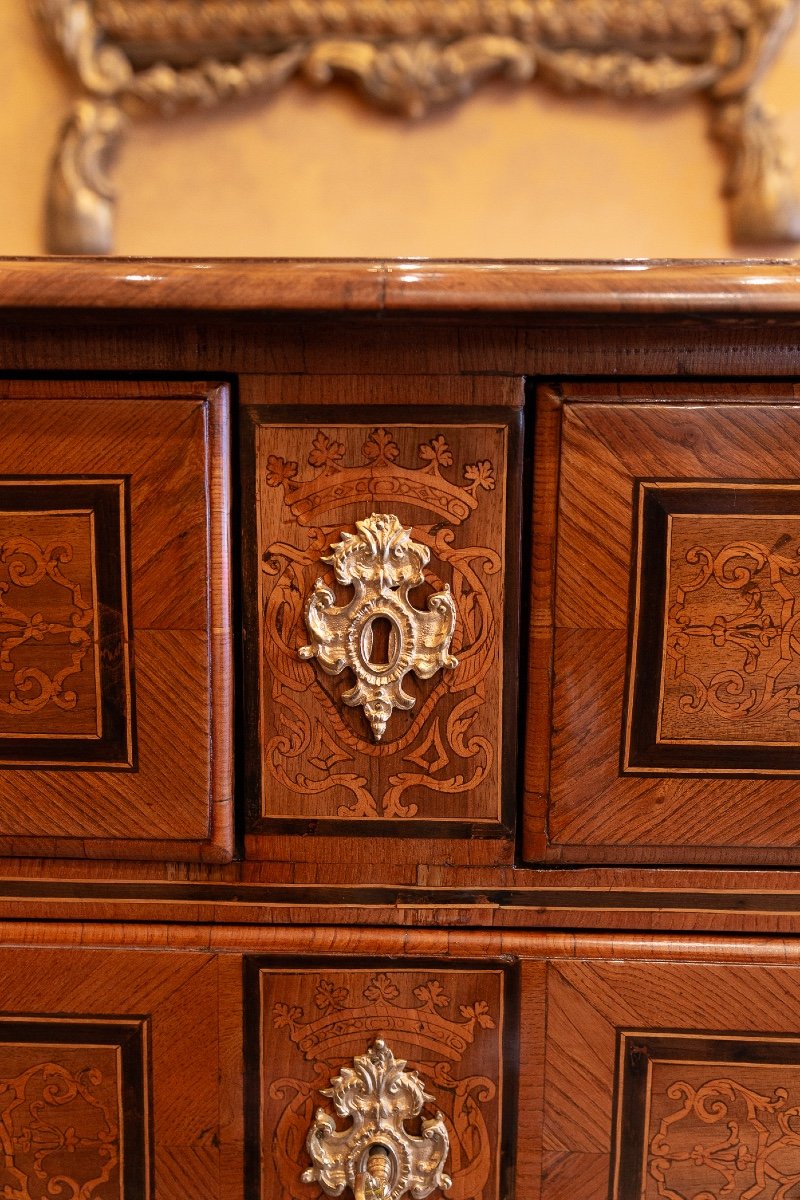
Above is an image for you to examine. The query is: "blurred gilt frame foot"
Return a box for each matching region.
[35,0,800,253]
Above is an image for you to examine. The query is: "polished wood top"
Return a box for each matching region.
[1,258,799,313]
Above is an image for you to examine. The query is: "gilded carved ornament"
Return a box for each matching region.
[299,513,459,742]
[303,1039,452,1200]
[34,0,800,252]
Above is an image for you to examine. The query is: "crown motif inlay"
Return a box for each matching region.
[266,428,495,527]
[273,972,495,1063]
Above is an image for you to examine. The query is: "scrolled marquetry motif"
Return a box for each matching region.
[648,1076,800,1200]
[612,1030,800,1200]
[256,963,506,1199]
[303,1038,452,1200]
[0,1055,122,1200]
[34,0,800,251]
[299,513,458,742]
[255,418,508,825]
[0,536,93,719]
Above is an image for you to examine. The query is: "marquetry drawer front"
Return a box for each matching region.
[0,944,234,1199]
[527,384,800,865]
[540,944,800,1200]
[245,956,517,1200]
[0,381,232,861]
[244,379,522,854]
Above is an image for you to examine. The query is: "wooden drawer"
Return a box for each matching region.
[245,954,517,1200]
[537,938,800,1200]
[527,383,800,866]
[243,376,522,864]
[0,380,232,861]
[0,925,797,1200]
[0,941,237,1198]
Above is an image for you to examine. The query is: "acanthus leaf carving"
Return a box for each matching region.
[299,513,458,742]
[302,1039,452,1200]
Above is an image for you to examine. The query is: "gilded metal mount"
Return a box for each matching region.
[303,1039,451,1200]
[299,513,458,742]
[34,0,800,253]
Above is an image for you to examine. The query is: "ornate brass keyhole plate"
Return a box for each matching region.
[299,513,458,741]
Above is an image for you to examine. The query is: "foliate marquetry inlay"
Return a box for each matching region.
[248,960,511,1200]
[0,1017,150,1200]
[664,515,800,742]
[626,484,800,775]
[613,1031,800,1200]
[0,479,132,769]
[299,513,458,741]
[253,416,514,828]
[0,517,97,728]
[36,0,800,251]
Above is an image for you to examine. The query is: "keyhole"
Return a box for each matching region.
[365,617,394,668]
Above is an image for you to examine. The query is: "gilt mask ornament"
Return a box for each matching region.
[299,513,458,741]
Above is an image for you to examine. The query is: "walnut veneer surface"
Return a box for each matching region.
[2,260,800,1199]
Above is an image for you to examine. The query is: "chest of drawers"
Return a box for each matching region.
[0,258,799,1200]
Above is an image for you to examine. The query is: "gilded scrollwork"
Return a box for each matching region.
[303,1040,451,1200]
[299,514,459,742]
[268,971,497,1200]
[34,0,800,251]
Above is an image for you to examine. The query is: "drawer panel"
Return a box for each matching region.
[542,952,800,1200]
[245,956,518,1200]
[0,380,232,861]
[527,384,800,864]
[0,943,234,1199]
[244,379,522,855]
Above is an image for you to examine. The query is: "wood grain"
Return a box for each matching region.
[247,957,514,1200]
[0,278,800,901]
[244,376,521,865]
[0,923,795,1198]
[2,260,800,313]
[0,942,226,1199]
[0,384,233,861]
[530,390,800,866]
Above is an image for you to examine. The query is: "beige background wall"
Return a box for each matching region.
[3,3,800,258]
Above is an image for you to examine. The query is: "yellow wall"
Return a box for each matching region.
[4,4,800,258]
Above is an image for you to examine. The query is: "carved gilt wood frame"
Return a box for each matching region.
[35,0,800,253]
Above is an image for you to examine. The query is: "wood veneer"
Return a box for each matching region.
[528,385,800,866]
[244,380,522,859]
[0,259,799,1198]
[0,379,233,861]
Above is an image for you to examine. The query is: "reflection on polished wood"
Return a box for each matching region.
[4,258,800,1199]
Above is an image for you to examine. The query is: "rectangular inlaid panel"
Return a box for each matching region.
[613,1031,800,1200]
[246,404,521,838]
[0,1016,149,1199]
[245,957,517,1200]
[542,952,800,1200]
[627,484,800,772]
[526,390,800,865]
[0,480,131,765]
[0,382,232,861]
[0,944,232,1200]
